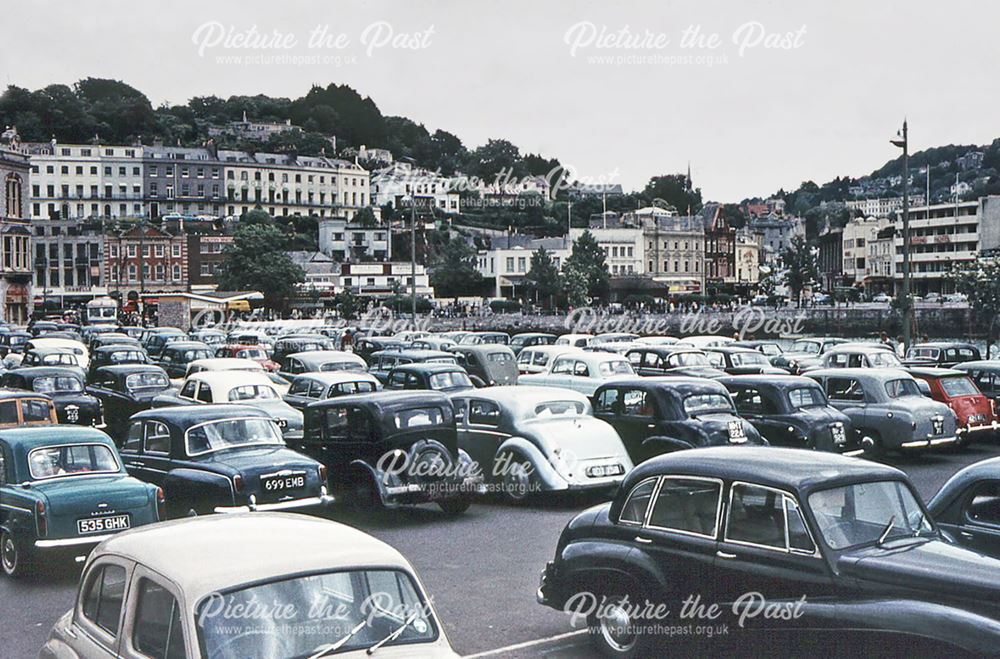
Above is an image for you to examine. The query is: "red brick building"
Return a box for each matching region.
[106,223,188,296]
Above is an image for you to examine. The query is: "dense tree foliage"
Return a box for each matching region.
[215,216,305,310]
[428,237,483,300]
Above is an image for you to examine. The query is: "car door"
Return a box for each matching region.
[594,386,655,463]
[545,356,574,388]
[571,360,594,395]
[824,377,867,429]
[946,480,1000,556]
[129,420,172,487]
[72,559,134,657]
[124,567,189,659]
[283,377,313,409]
[463,399,506,474]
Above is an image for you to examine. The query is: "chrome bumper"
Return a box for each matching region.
[36,535,112,549]
[215,491,334,514]
[900,436,958,448]
[958,421,999,435]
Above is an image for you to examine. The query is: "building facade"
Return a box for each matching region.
[338,262,433,298]
[640,210,704,293]
[701,204,735,290]
[476,237,570,298]
[143,145,223,219]
[187,231,234,291]
[817,228,844,292]
[846,195,926,219]
[32,218,107,305]
[370,163,460,214]
[842,216,889,285]
[749,215,805,264]
[318,217,392,261]
[569,215,644,277]
[0,138,32,323]
[106,223,189,295]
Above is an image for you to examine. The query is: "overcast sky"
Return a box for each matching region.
[5,0,998,201]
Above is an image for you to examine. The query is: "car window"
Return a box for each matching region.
[884,378,920,399]
[789,387,826,408]
[0,401,16,425]
[730,387,765,415]
[627,351,643,366]
[288,378,311,396]
[619,478,657,525]
[573,361,590,377]
[81,564,127,636]
[594,388,620,414]
[621,389,653,416]
[826,378,865,402]
[551,358,573,375]
[307,380,325,398]
[228,385,277,401]
[133,578,185,659]
[179,380,198,399]
[939,376,979,397]
[125,422,143,451]
[21,399,53,423]
[144,421,171,454]
[647,477,721,537]
[196,384,213,404]
[641,352,663,369]
[705,352,725,368]
[726,483,798,551]
[468,400,500,426]
[394,406,444,429]
[389,371,407,388]
[966,481,1000,527]
[487,351,512,363]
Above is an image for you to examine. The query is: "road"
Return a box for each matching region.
[2,442,998,658]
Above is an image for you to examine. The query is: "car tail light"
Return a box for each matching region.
[35,500,47,537]
[992,399,997,419]
[233,475,244,492]
[318,465,328,482]
[156,487,166,521]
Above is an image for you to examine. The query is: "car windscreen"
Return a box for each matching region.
[729,352,768,366]
[425,356,458,365]
[428,371,473,390]
[790,340,820,355]
[486,352,513,363]
[939,376,980,397]
[319,361,366,372]
[110,351,145,363]
[228,384,278,401]
[809,480,933,549]
[28,444,119,479]
[126,372,170,390]
[599,360,634,376]
[908,347,941,360]
[32,375,84,393]
[884,378,921,398]
[682,393,735,415]
[869,351,903,368]
[185,417,284,455]
[670,352,710,367]
[393,406,445,429]
[236,348,267,360]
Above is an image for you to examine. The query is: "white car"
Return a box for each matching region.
[25,337,90,369]
[40,514,459,658]
[555,333,593,348]
[519,351,635,397]
[872,293,893,304]
[634,335,679,346]
[516,344,583,374]
[676,335,736,349]
[184,356,292,396]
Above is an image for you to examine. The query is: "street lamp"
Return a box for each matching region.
[890,120,912,352]
[401,196,417,329]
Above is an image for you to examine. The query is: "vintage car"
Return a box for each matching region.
[0,367,103,427]
[214,342,280,371]
[393,330,432,343]
[521,350,634,397]
[271,334,335,364]
[555,333,593,348]
[634,336,680,346]
[928,456,1000,558]
[0,426,161,576]
[0,329,31,357]
[0,389,58,427]
[87,365,173,441]
[26,337,90,370]
[354,336,406,364]
[806,368,958,455]
[284,371,382,410]
[154,340,214,379]
[732,339,785,359]
[79,325,121,344]
[509,332,557,355]
[458,331,510,346]
[410,336,458,352]
[297,391,482,513]
[153,371,303,440]
[516,345,582,375]
[86,344,150,382]
[703,346,789,375]
[18,346,86,381]
[452,344,518,388]
[40,514,458,658]
[906,342,982,368]
[593,377,764,463]
[141,327,186,357]
[624,345,727,378]
[771,336,850,373]
[29,320,63,337]
[185,356,266,377]
[816,344,905,371]
[122,405,331,516]
[369,349,458,384]
[719,374,859,454]
[451,387,632,503]
[537,447,1000,657]
[386,363,475,393]
[88,332,142,352]
[187,327,227,346]
[908,367,997,444]
[675,334,734,349]
[278,349,368,380]
[954,360,1000,406]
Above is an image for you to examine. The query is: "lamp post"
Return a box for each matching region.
[401,196,417,329]
[890,121,911,352]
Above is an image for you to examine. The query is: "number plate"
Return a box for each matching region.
[728,420,747,443]
[77,514,131,535]
[262,472,306,492]
[933,417,944,435]
[832,424,846,445]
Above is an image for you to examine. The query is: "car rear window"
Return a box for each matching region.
[394,406,445,429]
[28,444,119,479]
[939,376,979,397]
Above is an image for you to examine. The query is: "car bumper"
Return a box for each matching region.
[214,491,335,514]
[957,421,999,435]
[900,436,958,448]
[383,475,486,503]
[536,561,560,608]
[35,535,112,549]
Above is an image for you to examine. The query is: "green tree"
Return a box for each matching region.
[333,289,361,320]
[561,260,590,308]
[352,206,378,227]
[779,235,819,307]
[949,258,1000,356]
[429,238,483,301]
[643,174,702,215]
[563,231,610,302]
[523,247,562,307]
[215,221,305,311]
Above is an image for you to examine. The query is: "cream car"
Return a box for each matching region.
[39,514,458,658]
[24,337,90,370]
[519,351,636,397]
[515,344,582,375]
[185,357,291,396]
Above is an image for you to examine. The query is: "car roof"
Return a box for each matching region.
[452,344,513,354]
[703,346,759,354]
[0,387,51,400]
[289,350,365,364]
[597,376,728,394]
[452,385,587,409]
[28,346,75,355]
[718,374,820,389]
[912,342,978,349]
[520,345,581,355]
[953,360,1000,371]
[94,513,410,602]
[131,404,268,426]
[292,371,379,385]
[189,357,264,371]
[376,349,454,360]
[391,363,464,374]
[161,341,211,350]
[905,367,965,379]
[5,366,83,380]
[807,367,913,380]
[309,389,450,412]
[95,364,167,376]
[94,344,145,353]
[0,425,111,450]
[188,371,272,387]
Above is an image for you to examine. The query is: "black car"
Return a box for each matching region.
[703,346,788,375]
[509,332,557,355]
[354,336,406,365]
[87,345,150,382]
[271,334,335,364]
[0,367,103,427]
[905,342,982,368]
[295,391,482,513]
[624,346,726,378]
[385,363,475,393]
[0,330,30,358]
[121,404,332,517]
[86,364,173,441]
[154,340,214,378]
[538,446,1000,657]
[29,321,62,337]
[732,339,785,359]
[368,349,458,384]
[88,332,142,352]
[928,455,1000,558]
[719,375,859,454]
[592,377,764,463]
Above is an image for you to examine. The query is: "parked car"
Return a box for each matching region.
[87,365,172,441]
[907,367,997,444]
[354,336,406,364]
[806,368,958,455]
[555,333,593,348]
[719,374,859,454]
[86,344,149,382]
[520,350,634,397]
[592,377,764,463]
[817,344,906,371]
[954,360,1000,406]
[771,337,850,374]
[624,345,726,378]
[516,345,581,375]
[40,514,458,658]
[284,371,382,410]
[88,333,141,352]
[188,327,226,346]
[675,334,734,349]
[297,391,482,513]
[214,342,280,371]
[0,330,30,358]
[593,333,639,345]
[452,345,518,388]
[29,320,62,337]
[154,340,214,379]
[451,386,632,503]
[537,446,1000,657]
[271,334,335,364]
[509,332,557,355]
[26,337,90,370]
[905,342,982,368]
[121,405,331,517]
[369,349,458,384]
[18,347,85,381]
[872,292,893,304]
[0,426,161,577]
[0,389,58,427]
[634,336,679,346]
[703,346,788,375]
[458,331,510,345]
[410,336,458,352]
[278,349,368,380]
[731,339,784,358]
[929,456,1000,558]
[0,367,103,427]
[386,363,475,393]
[141,327,186,356]
[153,371,303,440]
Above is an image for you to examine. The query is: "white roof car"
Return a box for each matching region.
[40,514,458,658]
[677,335,736,349]
[174,371,302,437]
[516,344,583,374]
[635,335,679,346]
[281,350,368,375]
[519,350,636,396]
[25,337,90,369]
[185,356,265,377]
[555,333,593,348]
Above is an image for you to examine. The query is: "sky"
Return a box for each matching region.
[4,0,998,202]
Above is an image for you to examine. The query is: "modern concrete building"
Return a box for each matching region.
[318,217,392,261]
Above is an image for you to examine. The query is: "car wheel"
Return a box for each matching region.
[861,430,884,458]
[347,470,383,510]
[587,592,650,658]
[1,530,30,578]
[437,498,471,515]
[499,453,534,504]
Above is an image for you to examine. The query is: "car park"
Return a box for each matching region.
[905,342,982,368]
[278,349,368,380]
[675,334,734,349]
[39,514,458,658]
[806,368,958,455]
[141,327,186,357]
[86,344,149,382]
[86,365,173,441]
[271,334,335,364]
[368,349,458,384]
[153,340,214,379]
[458,331,510,345]
[452,344,518,387]
[516,344,581,375]
[386,363,475,393]
[907,367,997,443]
[537,446,1000,657]
[25,337,90,370]
[354,336,406,364]
[450,386,632,503]
[731,339,785,359]
[592,377,764,463]
[520,350,633,397]
[121,405,331,516]
[283,371,382,410]
[0,426,161,577]
[410,336,458,352]
[187,327,226,346]
[0,330,31,358]
[88,333,142,352]
[624,345,726,378]
[0,367,104,427]
[297,391,481,513]
[509,332,557,355]
[18,347,86,380]
[771,336,849,374]
[703,346,788,375]
[719,374,859,454]
[154,371,303,440]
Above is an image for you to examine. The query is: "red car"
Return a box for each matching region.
[909,367,997,445]
[214,343,280,372]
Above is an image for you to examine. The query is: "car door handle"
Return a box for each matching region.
[959,531,974,539]
[634,536,653,545]
[716,550,737,559]
[127,461,145,468]
[647,423,656,429]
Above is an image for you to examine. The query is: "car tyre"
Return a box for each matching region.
[437,498,471,515]
[1,530,31,578]
[499,452,534,505]
[587,592,652,658]
[347,469,383,510]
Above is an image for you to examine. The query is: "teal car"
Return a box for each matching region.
[0,426,162,577]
